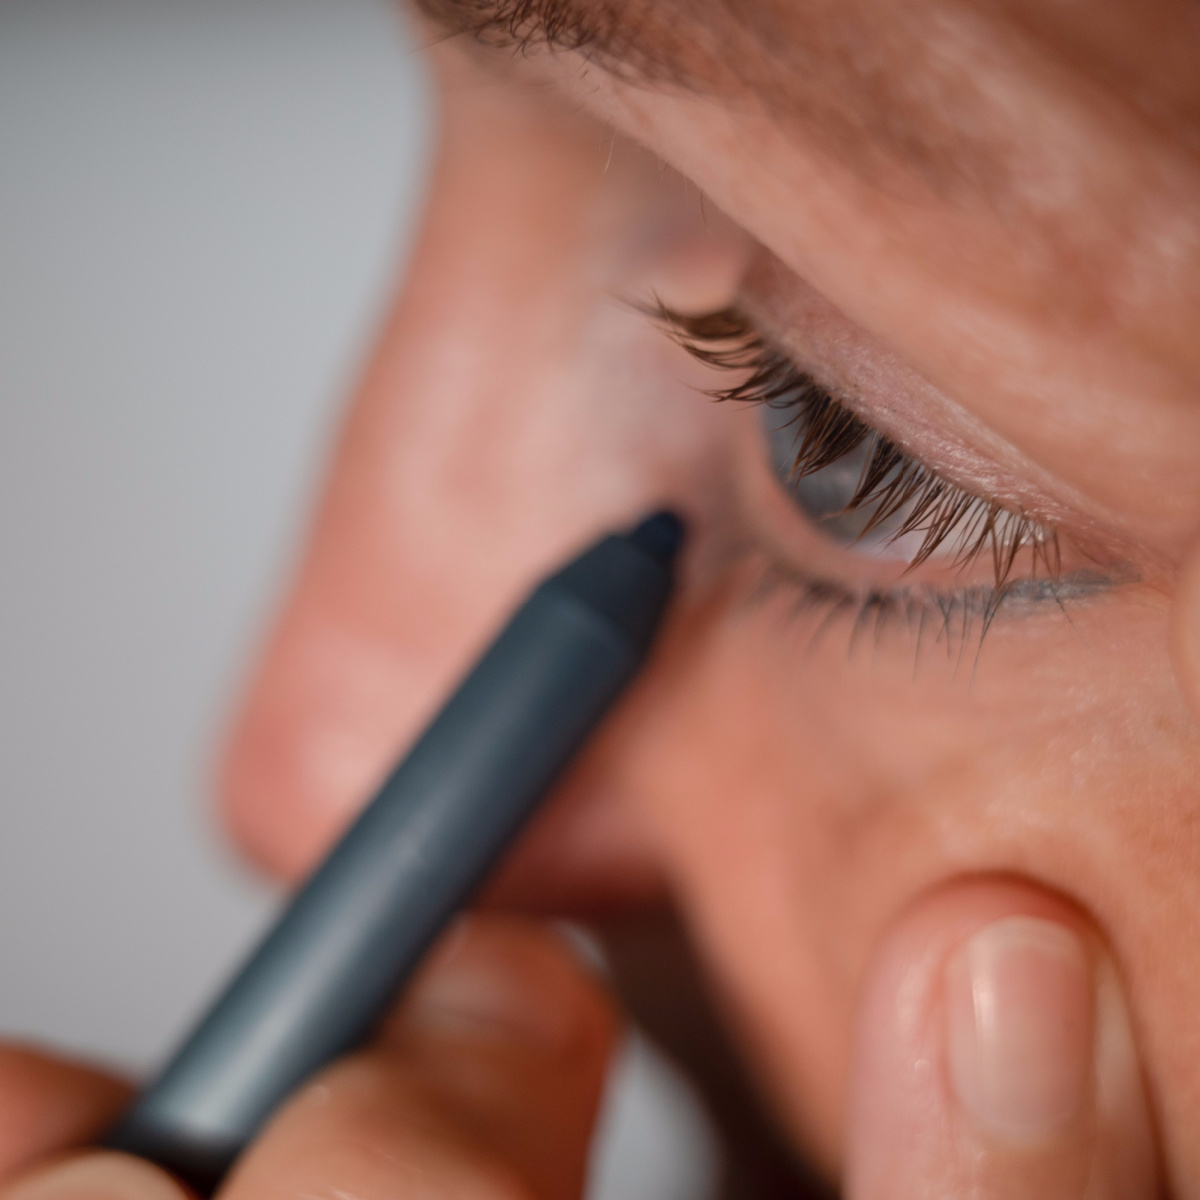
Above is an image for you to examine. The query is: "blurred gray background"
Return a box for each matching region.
[0,2,716,1196]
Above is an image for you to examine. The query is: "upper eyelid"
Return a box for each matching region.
[652,302,1073,588]
[651,300,980,494]
[683,296,1151,567]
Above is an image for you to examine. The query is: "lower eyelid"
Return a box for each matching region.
[731,417,1136,639]
[752,508,1130,614]
[747,556,1130,660]
[999,568,1137,603]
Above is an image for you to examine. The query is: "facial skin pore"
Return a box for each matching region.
[208,1,1200,1195]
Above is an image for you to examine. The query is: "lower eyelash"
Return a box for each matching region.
[748,557,1123,661]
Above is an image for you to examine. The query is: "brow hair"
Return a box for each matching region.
[417,0,695,80]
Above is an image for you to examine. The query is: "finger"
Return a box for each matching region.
[0,1046,130,1182]
[221,914,617,1200]
[845,878,1158,1199]
[0,1154,185,1200]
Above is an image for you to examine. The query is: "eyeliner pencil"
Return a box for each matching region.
[102,511,685,1195]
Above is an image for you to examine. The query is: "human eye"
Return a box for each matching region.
[655,305,1126,646]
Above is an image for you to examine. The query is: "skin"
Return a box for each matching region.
[3,0,1200,1196]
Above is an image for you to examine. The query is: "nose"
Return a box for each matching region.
[216,41,713,901]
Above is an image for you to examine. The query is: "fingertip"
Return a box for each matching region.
[393,915,619,1060]
[227,915,619,1200]
[0,1047,131,1181]
[0,1154,188,1200]
[845,878,1157,1199]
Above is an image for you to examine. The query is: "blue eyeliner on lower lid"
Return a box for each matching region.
[752,561,1133,638]
[1000,569,1131,604]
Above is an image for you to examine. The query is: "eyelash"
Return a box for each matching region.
[657,305,1063,590]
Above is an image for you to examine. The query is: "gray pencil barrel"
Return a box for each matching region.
[102,515,682,1194]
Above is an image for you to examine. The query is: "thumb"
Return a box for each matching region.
[845,878,1157,1199]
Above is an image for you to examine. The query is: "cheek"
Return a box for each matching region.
[612,573,1200,1167]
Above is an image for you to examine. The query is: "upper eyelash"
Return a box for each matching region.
[655,304,1062,591]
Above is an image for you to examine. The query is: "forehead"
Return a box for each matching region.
[418,0,1200,195]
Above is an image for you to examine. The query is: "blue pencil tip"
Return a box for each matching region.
[627,510,686,565]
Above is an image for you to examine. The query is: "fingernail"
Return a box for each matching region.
[403,920,577,1049]
[945,916,1094,1145]
[4,1153,187,1200]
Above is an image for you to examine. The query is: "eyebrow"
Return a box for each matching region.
[414,0,1031,194]
[416,0,724,84]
